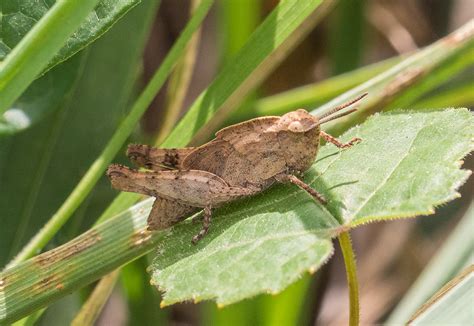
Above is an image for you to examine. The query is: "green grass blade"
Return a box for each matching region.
[218,0,261,60]
[408,266,474,325]
[0,0,103,114]
[329,0,366,74]
[386,201,474,324]
[250,56,400,118]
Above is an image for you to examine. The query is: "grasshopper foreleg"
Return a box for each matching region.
[321,131,361,149]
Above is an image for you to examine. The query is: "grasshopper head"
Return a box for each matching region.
[278,109,319,133]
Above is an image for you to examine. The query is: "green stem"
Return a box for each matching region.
[6,0,214,268]
[338,231,359,326]
[0,0,102,114]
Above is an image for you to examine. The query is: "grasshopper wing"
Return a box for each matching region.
[127,144,195,170]
[182,139,233,177]
[107,164,258,207]
[183,117,285,185]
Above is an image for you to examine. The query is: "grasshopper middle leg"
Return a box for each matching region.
[275,174,327,204]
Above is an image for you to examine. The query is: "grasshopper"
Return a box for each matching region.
[107,93,367,243]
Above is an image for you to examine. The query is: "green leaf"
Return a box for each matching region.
[149,109,473,306]
[1,111,472,323]
[408,266,474,325]
[0,0,139,115]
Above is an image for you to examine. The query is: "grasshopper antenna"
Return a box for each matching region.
[317,93,368,122]
[319,107,358,124]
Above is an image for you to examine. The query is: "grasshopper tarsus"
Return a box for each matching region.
[192,206,212,244]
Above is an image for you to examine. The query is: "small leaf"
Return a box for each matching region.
[149,109,473,306]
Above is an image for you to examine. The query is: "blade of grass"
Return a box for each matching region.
[408,265,474,325]
[164,0,335,147]
[0,0,102,114]
[242,57,471,120]
[6,0,214,268]
[249,56,400,119]
[329,0,366,74]
[384,43,474,111]
[386,201,474,324]
[218,0,261,60]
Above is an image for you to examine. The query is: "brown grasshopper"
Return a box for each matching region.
[107,93,367,243]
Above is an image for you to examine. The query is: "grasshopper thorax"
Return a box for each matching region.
[274,109,321,175]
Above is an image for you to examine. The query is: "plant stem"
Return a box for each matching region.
[6,0,214,268]
[338,231,359,326]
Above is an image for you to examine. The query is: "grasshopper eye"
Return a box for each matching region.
[288,121,304,132]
